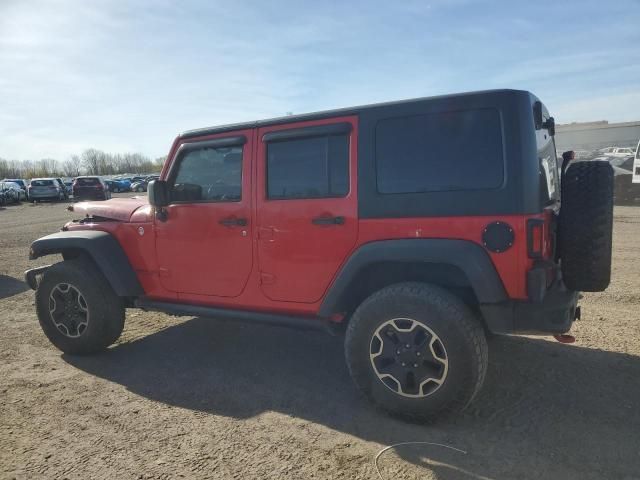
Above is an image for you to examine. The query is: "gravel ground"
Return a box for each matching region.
[1,196,639,479]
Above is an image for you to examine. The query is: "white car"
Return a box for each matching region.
[599,147,635,157]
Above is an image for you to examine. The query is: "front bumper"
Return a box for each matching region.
[480,280,579,335]
[24,265,52,290]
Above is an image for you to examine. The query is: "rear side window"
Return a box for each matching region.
[375,108,504,193]
[266,134,349,200]
[31,180,53,186]
[76,178,100,186]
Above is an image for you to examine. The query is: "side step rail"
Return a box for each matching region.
[134,298,336,334]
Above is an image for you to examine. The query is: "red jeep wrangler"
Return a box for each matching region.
[26,89,614,420]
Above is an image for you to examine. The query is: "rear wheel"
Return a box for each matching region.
[345,282,488,422]
[35,258,125,354]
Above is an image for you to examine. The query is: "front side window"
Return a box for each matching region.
[170,145,243,202]
[266,134,349,200]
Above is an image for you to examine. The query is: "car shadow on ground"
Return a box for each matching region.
[0,274,29,300]
[64,316,640,479]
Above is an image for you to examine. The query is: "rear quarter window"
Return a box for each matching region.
[375,108,504,194]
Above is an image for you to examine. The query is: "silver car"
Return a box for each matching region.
[0,181,24,203]
[28,178,66,202]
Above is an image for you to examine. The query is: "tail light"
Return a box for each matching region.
[527,219,544,258]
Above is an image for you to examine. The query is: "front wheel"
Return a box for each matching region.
[35,258,125,354]
[345,282,488,422]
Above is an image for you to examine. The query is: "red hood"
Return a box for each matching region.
[70,197,149,222]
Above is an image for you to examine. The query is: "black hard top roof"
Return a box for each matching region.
[179,88,533,139]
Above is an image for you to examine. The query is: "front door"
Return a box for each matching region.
[256,117,358,303]
[155,131,253,297]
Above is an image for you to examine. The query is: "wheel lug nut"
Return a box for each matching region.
[405,344,410,348]
[413,363,418,368]
[396,350,400,355]
[401,362,406,367]
[416,352,421,356]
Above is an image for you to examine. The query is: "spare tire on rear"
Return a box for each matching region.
[558,160,614,292]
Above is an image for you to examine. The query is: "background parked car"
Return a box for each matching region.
[131,175,160,192]
[54,178,69,200]
[63,180,74,196]
[0,181,23,204]
[28,178,66,202]
[106,178,130,192]
[72,176,111,201]
[104,180,120,193]
[2,178,29,199]
[113,177,132,191]
[599,147,635,157]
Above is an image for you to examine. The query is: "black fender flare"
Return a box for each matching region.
[318,239,508,317]
[28,230,144,297]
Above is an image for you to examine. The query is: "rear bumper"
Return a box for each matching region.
[480,280,579,334]
[29,191,58,199]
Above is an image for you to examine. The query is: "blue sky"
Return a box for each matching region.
[1,0,639,160]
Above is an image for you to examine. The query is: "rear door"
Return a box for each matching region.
[256,116,358,303]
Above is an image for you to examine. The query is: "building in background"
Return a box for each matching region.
[555,120,640,152]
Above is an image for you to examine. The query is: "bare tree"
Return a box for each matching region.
[1,149,158,178]
[81,149,104,175]
[62,155,82,177]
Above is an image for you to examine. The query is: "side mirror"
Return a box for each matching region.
[148,180,168,207]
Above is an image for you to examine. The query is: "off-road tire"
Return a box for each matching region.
[345,282,488,422]
[35,257,125,354]
[559,161,614,292]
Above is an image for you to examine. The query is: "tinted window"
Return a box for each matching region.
[5,179,25,188]
[171,145,242,202]
[267,134,349,199]
[31,179,54,186]
[375,109,504,193]
[76,177,100,186]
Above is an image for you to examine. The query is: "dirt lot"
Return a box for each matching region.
[1,196,639,479]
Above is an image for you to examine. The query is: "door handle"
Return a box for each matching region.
[312,216,345,226]
[219,217,248,227]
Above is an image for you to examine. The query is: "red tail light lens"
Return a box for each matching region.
[527,219,544,258]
